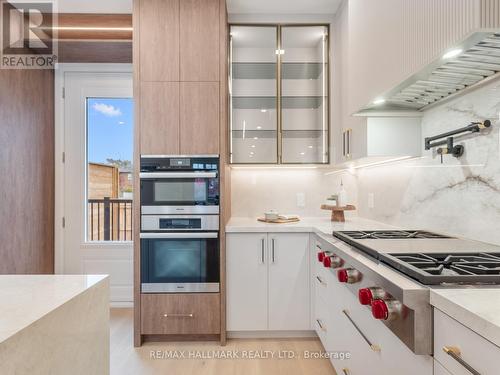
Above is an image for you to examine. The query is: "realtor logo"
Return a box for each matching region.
[0,0,57,69]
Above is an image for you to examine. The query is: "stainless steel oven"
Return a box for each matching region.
[140,155,220,294]
[140,232,220,293]
[140,155,219,215]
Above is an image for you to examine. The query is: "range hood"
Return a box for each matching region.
[356,32,500,116]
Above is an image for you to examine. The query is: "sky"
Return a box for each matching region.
[87,98,134,165]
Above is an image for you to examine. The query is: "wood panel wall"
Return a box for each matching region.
[0,69,54,274]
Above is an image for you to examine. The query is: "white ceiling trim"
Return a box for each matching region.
[227,0,342,15]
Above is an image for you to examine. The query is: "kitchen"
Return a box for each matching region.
[1,0,500,374]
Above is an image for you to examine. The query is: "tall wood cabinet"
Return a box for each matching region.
[133,0,229,346]
[136,0,222,156]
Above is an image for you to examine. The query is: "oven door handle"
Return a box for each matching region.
[139,172,217,179]
[140,232,218,239]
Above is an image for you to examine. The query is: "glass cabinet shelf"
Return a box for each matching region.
[230,24,329,164]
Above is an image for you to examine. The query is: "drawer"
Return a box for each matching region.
[434,360,453,375]
[141,293,220,335]
[434,308,500,375]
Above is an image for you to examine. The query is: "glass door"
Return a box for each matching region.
[281,25,329,164]
[230,26,278,163]
[229,24,329,165]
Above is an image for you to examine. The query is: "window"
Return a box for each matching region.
[86,98,134,241]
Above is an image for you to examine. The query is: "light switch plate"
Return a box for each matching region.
[296,193,305,208]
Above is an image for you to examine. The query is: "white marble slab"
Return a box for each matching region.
[430,288,500,348]
[226,216,396,234]
[0,274,107,343]
[0,275,109,375]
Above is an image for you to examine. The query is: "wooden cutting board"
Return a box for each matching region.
[257,217,300,224]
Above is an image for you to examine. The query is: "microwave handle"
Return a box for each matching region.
[140,232,218,239]
[139,172,217,179]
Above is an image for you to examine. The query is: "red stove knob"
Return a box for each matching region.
[337,268,361,283]
[371,299,402,321]
[323,255,343,268]
[317,251,330,262]
[358,287,387,305]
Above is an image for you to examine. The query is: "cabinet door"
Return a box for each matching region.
[434,360,453,375]
[140,82,179,154]
[180,82,219,154]
[139,0,179,81]
[268,233,310,330]
[180,0,219,81]
[226,233,268,331]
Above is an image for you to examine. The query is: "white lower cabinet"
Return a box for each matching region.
[226,232,310,332]
[226,233,268,330]
[434,308,500,375]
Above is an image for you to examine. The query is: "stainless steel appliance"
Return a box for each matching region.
[140,155,219,215]
[317,230,500,355]
[140,155,220,293]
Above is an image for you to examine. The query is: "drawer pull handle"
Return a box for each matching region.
[163,313,194,318]
[316,276,327,286]
[342,309,380,352]
[316,319,327,332]
[443,346,481,375]
[342,369,350,375]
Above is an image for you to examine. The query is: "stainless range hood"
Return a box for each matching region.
[356,32,500,116]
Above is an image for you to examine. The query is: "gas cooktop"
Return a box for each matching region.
[332,230,455,258]
[334,230,452,240]
[379,252,500,285]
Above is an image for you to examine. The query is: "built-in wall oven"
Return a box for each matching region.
[140,155,219,214]
[140,155,220,293]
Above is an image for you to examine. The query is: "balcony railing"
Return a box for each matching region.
[88,198,133,241]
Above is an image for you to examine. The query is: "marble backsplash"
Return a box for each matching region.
[230,78,500,245]
[356,79,500,245]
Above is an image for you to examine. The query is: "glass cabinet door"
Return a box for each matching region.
[281,26,329,164]
[229,25,329,164]
[230,26,278,163]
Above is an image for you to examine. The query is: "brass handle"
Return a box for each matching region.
[443,346,481,375]
[163,313,194,318]
[342,309,381,352]
[342,369,350,375]
[316,319,326,332]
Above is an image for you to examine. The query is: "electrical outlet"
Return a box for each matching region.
[296,193,305,208]
[368,193,375,209]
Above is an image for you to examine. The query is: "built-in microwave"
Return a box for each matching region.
[140,232,220,293]
[140,155,219,215]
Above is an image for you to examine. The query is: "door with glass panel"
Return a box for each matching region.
[62,71,133,303]
[230,26,278,163]
[229,24,329,164]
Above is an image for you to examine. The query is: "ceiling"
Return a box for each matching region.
[227,0,342,14]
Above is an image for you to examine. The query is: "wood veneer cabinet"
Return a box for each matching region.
[180,0,220,81]
[141,294,221,335]
[180,82,220,154]
[138,0,179,81]
[140,82,180,154]
[134,0,229,346]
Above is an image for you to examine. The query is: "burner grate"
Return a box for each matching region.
[337,230,452,240]
[380,252,500,285]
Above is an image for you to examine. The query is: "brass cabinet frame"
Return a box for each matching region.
[228,23,331,165]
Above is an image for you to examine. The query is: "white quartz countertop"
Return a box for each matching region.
[226,216,396,235]
[0,275,108,343]
[430,288,500,348]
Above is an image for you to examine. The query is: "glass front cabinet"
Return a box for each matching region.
[229,24,329,164]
